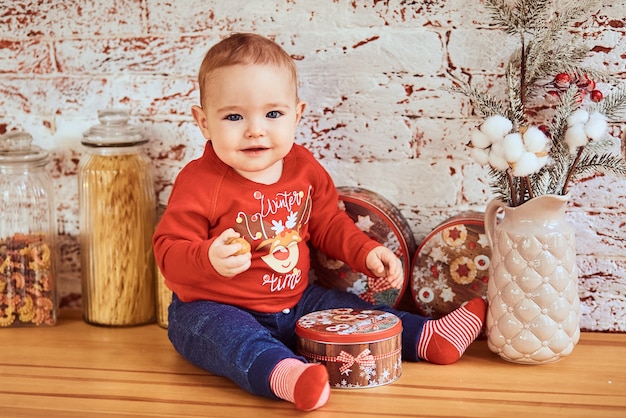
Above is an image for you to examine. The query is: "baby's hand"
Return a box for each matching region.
[208,229,252,278]
[365,246,403,289]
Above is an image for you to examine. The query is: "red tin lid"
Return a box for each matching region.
[296,308,402,344]
[309,187,416,308]
[410,211,490,318]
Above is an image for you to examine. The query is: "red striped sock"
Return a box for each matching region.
[417,298,486,365]
[269,358,330,411]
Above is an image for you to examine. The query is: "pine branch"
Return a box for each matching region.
[571,153,626,181]
[548,86,580,193]
[542,0,599,37]
[519,0,552,32]
[506,61,525,126]
[525,41,590,85]
[484,0,523,34]
[551,86,580,144]
[523,0,600,85]
[583,136,620,155]
[592,85,626,120]
[485,0,553,34]
[449,82,508,118]
[530,169,552,196]
[489,168,513,205]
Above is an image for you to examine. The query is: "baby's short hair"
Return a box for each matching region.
[197,33,299,107]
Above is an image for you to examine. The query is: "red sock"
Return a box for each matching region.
[417,298,486,364]
[269,358,330,411]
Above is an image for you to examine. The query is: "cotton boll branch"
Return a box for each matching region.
[452,0,626,207]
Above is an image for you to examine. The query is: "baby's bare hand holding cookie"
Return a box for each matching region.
[208,229,252,277]
[225,236,251,255]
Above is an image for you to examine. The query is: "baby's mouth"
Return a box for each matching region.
[242,146,269,153]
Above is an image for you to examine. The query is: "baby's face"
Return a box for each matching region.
[194,63,305,184]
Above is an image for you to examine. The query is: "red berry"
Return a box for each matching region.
[546,90,560,103]
[590,89,603,102]
[577,74,596,91]
[554,73,571,89]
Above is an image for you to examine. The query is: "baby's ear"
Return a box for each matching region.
[191,105,211,140]
[295,100,307,125]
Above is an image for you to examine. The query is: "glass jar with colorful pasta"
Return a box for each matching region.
[79,109,156,326]
[0,131,57,327]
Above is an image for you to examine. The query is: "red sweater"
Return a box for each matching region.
[153,142,379,313]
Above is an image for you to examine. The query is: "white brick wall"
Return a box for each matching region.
[1,0,624,331]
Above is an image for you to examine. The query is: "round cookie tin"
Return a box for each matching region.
[410,211,490,318]
[309,187,416,307]
[296,308,402,388]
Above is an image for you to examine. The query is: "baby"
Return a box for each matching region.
[153,32,486,411]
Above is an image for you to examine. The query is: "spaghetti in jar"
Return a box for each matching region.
[79,109,156,326]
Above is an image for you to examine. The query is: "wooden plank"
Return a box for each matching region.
[0,311,625,417]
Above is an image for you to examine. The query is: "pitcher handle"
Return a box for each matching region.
[484,199,507,248]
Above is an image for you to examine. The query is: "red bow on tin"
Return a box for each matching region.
[361,277,395,304]
[337,349,376,373]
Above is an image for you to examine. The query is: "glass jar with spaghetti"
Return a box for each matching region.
[79,109,156,326]
[0,131,57,327]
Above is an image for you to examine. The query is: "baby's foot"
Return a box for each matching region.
[417,297,486,364]
[270,358,330,411]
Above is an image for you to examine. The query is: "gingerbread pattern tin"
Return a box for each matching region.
[296,308,402,388]
[309,187,416,307]
[410,212,490,318]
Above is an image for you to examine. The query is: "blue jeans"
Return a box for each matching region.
[167,284,429,399]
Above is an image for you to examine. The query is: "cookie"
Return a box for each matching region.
[226,237,251,255]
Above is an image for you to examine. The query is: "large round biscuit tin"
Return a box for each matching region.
[296,308,402,388]
[410,211,490,318]
[309,187,416,307]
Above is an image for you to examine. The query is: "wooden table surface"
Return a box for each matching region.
[1,310,625,418]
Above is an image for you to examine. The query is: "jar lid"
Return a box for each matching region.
[0,131,49,164]
[296,309,402,343]
[82,109,147,147]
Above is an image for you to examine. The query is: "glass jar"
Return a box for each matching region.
[79,109,156,326]
[155,262,171,328]
[155,204,171,328]
[0,131,57,327]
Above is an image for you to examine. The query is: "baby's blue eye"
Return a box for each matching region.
[266,111,282,119]
[226,114,242,121]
